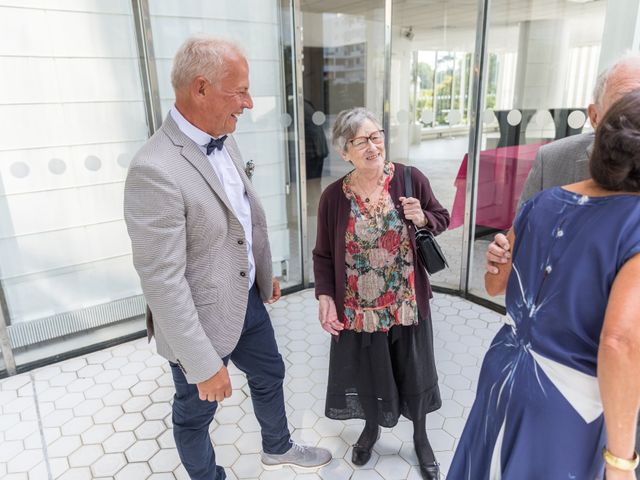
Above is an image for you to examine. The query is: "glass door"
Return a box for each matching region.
[389,1,479,291]
[298,0,386,281]
[467,0,609,306]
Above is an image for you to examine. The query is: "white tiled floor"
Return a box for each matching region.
[0,289,503,480]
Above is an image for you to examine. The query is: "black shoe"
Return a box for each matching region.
[415,439,440,480]
[419,461,440,480]
[351,426,381,466]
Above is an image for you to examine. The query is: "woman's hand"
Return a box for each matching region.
[318,295,343,336]
[604,465,637,480]
[399,196,427,228]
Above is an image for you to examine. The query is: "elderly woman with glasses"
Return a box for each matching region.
[313,107,450,479]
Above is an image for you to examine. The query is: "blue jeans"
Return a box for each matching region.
[169,285,291,480]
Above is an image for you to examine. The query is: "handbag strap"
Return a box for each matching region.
[403,165,418,232]
[404,165,413,198]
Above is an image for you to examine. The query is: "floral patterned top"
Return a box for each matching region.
[342,162,419,333]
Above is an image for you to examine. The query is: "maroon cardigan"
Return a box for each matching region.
[313,162,451,324]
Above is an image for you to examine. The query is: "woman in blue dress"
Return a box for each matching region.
[448,91,640,480]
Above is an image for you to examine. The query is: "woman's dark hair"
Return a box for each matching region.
[590,89,640,192]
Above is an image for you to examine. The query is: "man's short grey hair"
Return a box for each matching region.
[594,52,640,105]
[331,107,382,151]
[592,70,608,106]
[171,35,245,93]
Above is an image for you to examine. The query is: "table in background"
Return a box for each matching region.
[449,142,547,232]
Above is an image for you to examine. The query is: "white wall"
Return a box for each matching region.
[0,1,147,324]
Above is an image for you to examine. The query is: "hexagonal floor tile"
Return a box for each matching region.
[103,431,136,453]
[69,444,103,467]
[125,439,160,462]
[115,462,151,480]
[316,436,349,459]
[48,434,81,457]
[211,424,242,445]
[135,419,166,440]
[114,413,145,432]
[57,467,93,480]
[157,430,176,449]
[375,455,411,480]
[148,448,181,472]
[313,418,343,438]
[215,444,240,467]
[7,448,43,474]
[317,458,353,480]
[216,406,245,425]
[81,424,114,444]
[231,452,262,478]
[143,403,172,421]
[90,452,126,477]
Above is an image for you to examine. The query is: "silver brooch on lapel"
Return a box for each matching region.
[245,159,255,179]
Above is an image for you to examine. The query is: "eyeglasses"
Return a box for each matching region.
[349,130,385,149]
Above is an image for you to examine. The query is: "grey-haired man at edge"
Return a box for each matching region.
[485,54,640,475]
[124,36,331,479]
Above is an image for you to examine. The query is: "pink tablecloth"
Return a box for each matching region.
[449,143,546,230]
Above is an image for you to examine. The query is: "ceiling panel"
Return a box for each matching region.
[301,0,606,30]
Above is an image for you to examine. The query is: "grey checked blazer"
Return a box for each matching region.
[124,114,273,384]
[518,132,593,209]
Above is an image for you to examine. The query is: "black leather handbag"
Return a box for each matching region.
[404,165,448,275]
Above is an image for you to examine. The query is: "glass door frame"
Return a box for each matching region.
[289,0,310,286]
[458,0,503,312]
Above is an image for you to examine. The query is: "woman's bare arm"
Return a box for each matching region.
[598,253,640,478]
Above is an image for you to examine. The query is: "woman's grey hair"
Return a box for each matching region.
[331,107,382,152]
[171,35,245,93]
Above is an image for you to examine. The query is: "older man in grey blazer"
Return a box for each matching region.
[124,36,330,480]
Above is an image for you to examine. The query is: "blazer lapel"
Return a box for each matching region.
[161,115,235,213]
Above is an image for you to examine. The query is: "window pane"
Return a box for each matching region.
[468,0,612,306]
[0,1,149,366]
[148,0,303,288]
[389,2,478,290]
[299,0,386,280]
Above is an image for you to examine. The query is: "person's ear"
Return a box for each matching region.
[587,103,599,129]
[191,76,208,101]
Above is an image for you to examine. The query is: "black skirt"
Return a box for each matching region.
[325,314,441,427]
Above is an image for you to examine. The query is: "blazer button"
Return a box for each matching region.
[238,239,244,245]
[240,271,246,277]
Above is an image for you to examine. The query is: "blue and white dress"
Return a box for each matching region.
[448,187,640,480]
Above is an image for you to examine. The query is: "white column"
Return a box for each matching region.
[598,0,640,72]
[513,19,570,109]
